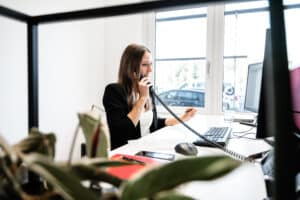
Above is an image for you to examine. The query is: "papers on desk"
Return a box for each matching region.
[107,154,162,179]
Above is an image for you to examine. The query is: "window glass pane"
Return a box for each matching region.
[225,1,268,11]
[156,17,207,58]
[155,60,206,107]
[284,0,300,5]
[284,6,300,69]
[155,7,207,109]
[156,7,206,19]
[224,12,269,61]
[223,58,247,111]
[223,2,270,112]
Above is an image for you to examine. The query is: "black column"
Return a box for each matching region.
[27,22,39,129]
[269,0,297,199]
[27,22,44,190]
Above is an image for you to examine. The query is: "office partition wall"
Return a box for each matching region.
[0,15,28,144]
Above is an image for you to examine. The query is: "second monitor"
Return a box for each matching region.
[244,62,263,113]
[231,62,263,124]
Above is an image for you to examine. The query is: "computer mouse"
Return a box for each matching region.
[174,142,198,156]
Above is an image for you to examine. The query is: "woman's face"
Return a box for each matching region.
[139,51,153,77]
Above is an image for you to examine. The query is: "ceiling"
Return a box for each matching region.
[0,0,143,16]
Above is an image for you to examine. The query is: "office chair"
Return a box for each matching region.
[80,104,110,157]
[290,66,300,133]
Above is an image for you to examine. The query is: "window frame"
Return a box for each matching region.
[150,2,300,115]
[153,4,225,115]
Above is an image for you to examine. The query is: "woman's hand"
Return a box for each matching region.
[128,76,152,126]
[138,76,152,98]
[181,108,197,122]
[165,107,197,126]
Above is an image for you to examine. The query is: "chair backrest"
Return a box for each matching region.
[79,107,110,158]
[91,104,107,122]
[290,66,300,132]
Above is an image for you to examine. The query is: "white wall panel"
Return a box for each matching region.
[0,16,28,145]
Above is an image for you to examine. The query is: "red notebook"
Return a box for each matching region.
[107,154,162,179]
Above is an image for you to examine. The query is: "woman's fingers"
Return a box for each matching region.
[185,108,197,115]
[138,77,152,98]
[140,77,152,87]
[182,108,197,121]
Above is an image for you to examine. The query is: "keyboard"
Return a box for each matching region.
[193,127,232,147]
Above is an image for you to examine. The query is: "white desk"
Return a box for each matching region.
[111,114,272,200]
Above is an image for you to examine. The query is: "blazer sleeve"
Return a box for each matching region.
[156,117,166,130]
[150,117,166,132]
[103,84,140,149]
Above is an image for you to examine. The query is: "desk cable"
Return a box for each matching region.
[151,89,255,163]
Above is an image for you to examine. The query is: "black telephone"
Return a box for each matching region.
[138,73,143,80]
[261,148,300,199]
[261,149,274,178]
[151,89,250,162]
[260,149,275,198]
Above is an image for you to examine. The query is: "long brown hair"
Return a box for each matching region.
[118,44,151,109]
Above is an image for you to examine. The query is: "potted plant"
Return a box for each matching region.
[0,112,241,200]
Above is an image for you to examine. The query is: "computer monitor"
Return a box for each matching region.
[244,63,263,113]
[256,29,272,139]
[256,28,293,140]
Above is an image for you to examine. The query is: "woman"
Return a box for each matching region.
[103,44,196,149]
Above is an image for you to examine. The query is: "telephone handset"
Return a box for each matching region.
[260,149,275,198]
[138,74,152,91]
[138,73,143,81]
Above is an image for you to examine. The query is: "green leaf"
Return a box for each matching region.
[13,128,56,158]
[78,113,110,158]
[61,164,124,187]
[22,153,99,200]
[62,157,133,168]
[57,158,132,187]
[121,156,241,200]
[0,134,16,162]
[155,191,194,200]
[0,156,24,199]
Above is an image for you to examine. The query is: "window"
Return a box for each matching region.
[155,7,207,111]
[223,1,270,112]
[154,1,299,114]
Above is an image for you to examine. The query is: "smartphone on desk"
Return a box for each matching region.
[136,151,175,161]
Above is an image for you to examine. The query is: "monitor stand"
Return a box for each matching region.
[263,137,275,146]
[239,121,257,127]
[231,113,257,124]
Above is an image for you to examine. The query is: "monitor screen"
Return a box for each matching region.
[244,63,263,113]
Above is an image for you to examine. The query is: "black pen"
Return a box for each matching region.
[185,108,194,113]
[121,156,146,165]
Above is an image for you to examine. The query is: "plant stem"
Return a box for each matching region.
[68,123,80,166]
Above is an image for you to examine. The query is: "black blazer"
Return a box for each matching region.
[103,83,166,150]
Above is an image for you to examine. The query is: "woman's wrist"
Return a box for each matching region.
[165,118,179,126]
[134,96,147,113]
[165,114,189,126]
[139,96,148,103]
[128,96,147,126]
